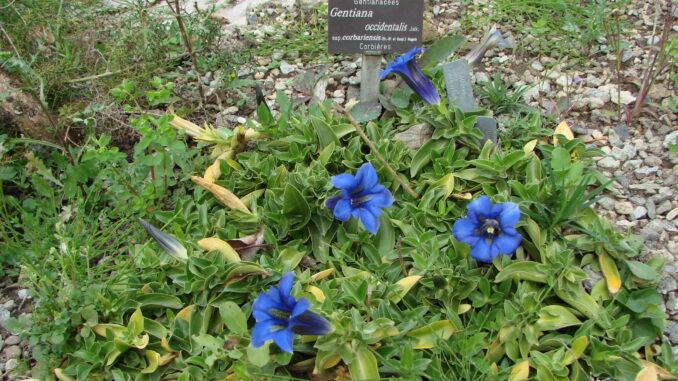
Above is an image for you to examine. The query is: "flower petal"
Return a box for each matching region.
[357,208,379,234]
[291,297,310,318]
[403,61,440,105]
[333,199,352,221]
[453,218,480,244]
[499,202,521,230]
[252,292,277,321]
[368,188,393,209]
[466,196,492,221]
[251,319,277,347]
[494,233,522,255]
[489,203,504,218]
[273,328,295,353]
[356,162,378,191]
[331,173,357,190]
[292,310,332,335]
[325,194,342,211]
[470,238,499,263]
[277,272,295,303]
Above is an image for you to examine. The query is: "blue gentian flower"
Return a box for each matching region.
[252,272,331,353]
[326,162,394,234]
[452,196,522,263]
[139,219,188,261]
[380,47,440,105]
[465,26,508,67]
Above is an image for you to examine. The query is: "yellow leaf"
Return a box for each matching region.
[241,189,265,207]
[452,192,472,200]
[311,268,335,282]
[170,114,204,137]
[92,324,126,338]
[509,360,529,381]
[523,139,538,153]
[158,353,176,366]
[639,360,678,380]
[391,275,422,303]
[636,364,658,381]
[431,174,455,198]
[54,368,76,381]
[191,176,251,213]
[307,285,326,302]
[599,252,621,294]
[176,305,195,322]
[457,304,472,314]
[407,320,459,349]
[562,336,588,366]
[198,237,241,263]
[141,350,160,374]
[160,338,174,353]
[553,120,574,144]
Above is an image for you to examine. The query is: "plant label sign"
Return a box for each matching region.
[328,0,423,54]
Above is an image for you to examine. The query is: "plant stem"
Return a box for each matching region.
[332,103,420,199]
[165,0,206,106]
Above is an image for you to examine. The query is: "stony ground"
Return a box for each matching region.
[1,0,676,377]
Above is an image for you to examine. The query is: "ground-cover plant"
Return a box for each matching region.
[39,81,677,380]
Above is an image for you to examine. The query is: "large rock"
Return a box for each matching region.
[394,123,433,150]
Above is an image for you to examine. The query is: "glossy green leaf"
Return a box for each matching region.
[495,262,548,283]
[624,260,659,281]
[283,183,311,229]
[419,35,465,68]
[217,301,248,334]
[136,294,183,309]
[347,346,379,381]
[411,139,447,177]
[537,305,582,330]
[407,320,459,349]
[247,342,270,367]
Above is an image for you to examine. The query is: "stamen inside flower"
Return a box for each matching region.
[350,195,372,207]
[268,308,291,321]
[481,219,501,239]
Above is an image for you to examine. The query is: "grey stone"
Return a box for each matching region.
[598,156,620,169]
[4,336,19,346]
[612,124,630,142]
[657,200,673,215]
[635,167,658,179]
[668,208,678,221]
[667,321,678,343]
[0,306,9,330]
[615,201,634,215]
[667,292,678,312]
[3,345,21,359]
[4,358,17,372]
[642,220,666,241]
[582,265,603,291]
[610,144,637,161]
[598,197,616,210]
[3,300,14,310]
[393,123,433,150]
[443,59,477,112]
[476,116,498,144]
[659,277,678,294]
[630,206,647,220]
[646,199,657,219]
[279,61,295,75]
[663,130,678,148]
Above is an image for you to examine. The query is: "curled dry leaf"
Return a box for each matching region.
[226,226,267,261]
[190,176,251,213]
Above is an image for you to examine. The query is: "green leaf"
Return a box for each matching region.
[318,141,335,165]
[419,35,466,68]
[350,102,382,123]
[347,346,380,381]
[550,147,570,172]
[217,302,248,334]
[375,212,395,255]
[247,342,270,367]
[280,247,306,271]
[625,289,662,313]
[391,88,410,108]
[127,309,145,336]
[407,320,459,349]
[136,294,183,309]
[624,260,659,281]
[282,183,311,229]
[310,117,339,147]
[143,318,167,339]
[141,350,160,374]
[410,139,447,177]
[495,262,548,283]
[537,305,582,330]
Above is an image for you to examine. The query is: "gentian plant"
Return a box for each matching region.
[326,162,394,234]
[452,196,522,263]
[251,272,331,353]
[380,47,441,105]
[465,25,508,67]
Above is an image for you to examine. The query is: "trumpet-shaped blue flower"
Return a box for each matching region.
[139,219,188,261]
[326,162,394,234]
[452,196,522,263]
[252,272,331,353]
[380,47,440,105]
[465,26,508,67]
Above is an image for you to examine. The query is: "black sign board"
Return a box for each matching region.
[328,0,423,54]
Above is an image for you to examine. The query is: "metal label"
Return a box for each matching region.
[328,0,423,54]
